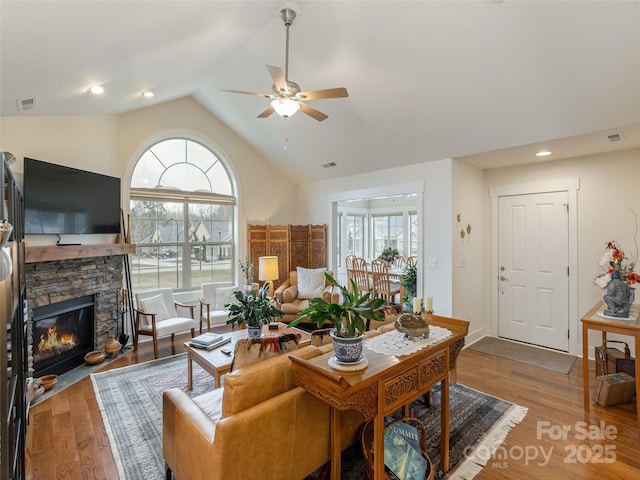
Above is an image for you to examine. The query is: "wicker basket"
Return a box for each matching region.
[361,417,434,480]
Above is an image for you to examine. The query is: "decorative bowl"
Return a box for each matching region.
[39,374,58,391]
[84,350,106,365]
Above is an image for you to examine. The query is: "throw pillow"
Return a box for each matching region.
[215,286,239,310]
[139,294,170,326]
[282,285,298,303]
[297,267,327,299]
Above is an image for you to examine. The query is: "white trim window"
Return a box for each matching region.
[129,138,236,293]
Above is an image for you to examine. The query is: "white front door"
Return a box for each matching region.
[498,191,569,351]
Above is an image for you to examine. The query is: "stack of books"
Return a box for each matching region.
[188,332,230,350]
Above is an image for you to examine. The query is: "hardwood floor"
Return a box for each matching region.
[26,334,640,480]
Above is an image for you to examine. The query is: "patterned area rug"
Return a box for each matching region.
[91,354,527,480]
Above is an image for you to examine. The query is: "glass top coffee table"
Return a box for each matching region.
[184,322,311,389]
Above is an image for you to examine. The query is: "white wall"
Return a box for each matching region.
[296,159,460,321]
[1,97,298,259]
[452,160,486,343]
[485,147,640,356]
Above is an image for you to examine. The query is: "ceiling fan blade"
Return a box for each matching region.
[220,88,273,98]
[299,102,328,122]
[257,106,275,118]
[266,64,288,93]
[296,87,349,101]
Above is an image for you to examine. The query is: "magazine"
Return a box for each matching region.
[386,421,421,454]
[384,428,428,480]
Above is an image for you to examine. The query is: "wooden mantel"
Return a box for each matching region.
[26,243,136,263]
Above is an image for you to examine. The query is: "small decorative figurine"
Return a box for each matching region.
[603,270,631,318]
[394,313,430,340]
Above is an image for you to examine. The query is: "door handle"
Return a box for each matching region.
[500,275,508,281]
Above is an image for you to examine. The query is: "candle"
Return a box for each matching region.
[425,296,433,312]
[413,297,422,314]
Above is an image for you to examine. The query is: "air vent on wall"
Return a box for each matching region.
[16,97,37,112]
[606,133,624,142]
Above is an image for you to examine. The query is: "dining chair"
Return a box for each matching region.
[370,259,401,304]
[352,257,372,293]
[394,255,406,270]
[407,256,418,267]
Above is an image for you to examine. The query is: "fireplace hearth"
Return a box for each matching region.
[32,295,95,376]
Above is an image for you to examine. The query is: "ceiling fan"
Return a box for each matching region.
[221,8,348,121]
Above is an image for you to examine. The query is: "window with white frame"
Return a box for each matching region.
[129,138,236,293]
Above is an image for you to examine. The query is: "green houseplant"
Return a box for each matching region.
[289,273,385,363]
[401,264,417,304]
[226,283,284,338]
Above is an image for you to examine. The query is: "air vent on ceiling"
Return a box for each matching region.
[16,97,37,112]
[322,162,337,168]
[606,133,624,142]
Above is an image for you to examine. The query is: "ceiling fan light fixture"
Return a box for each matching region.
[271,97,300,118]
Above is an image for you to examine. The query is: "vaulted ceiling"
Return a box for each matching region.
[2,1,639,183]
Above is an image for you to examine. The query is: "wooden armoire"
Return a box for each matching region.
[248,224,327,288]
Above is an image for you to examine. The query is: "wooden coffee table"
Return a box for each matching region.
[184,322,311,389]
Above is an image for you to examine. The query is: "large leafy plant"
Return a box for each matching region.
[289,273,385,337]
[226,283,284,328]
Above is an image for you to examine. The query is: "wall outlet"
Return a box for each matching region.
[428,257,438,268]
[457,257,465,268]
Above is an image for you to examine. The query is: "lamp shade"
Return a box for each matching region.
[271,98,300,118]
[258,256,279,281]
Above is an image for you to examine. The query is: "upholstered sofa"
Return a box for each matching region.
[274,268,339,322]
[162,343,363,480]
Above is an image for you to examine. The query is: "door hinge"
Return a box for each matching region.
[568,329,570,339]
[567,266,570,276]
[563,203,569,213]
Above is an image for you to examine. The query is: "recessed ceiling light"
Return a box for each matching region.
[142,90,154,98]
[535,151,552,157]
[88,84,105,95]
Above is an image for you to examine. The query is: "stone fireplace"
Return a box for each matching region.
[26,251,126,375]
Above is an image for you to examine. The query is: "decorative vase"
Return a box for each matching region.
[105,336,122,357]
[247,323,263,338]
[330,329,364,363]
[244,283,259,296]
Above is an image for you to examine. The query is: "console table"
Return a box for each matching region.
[581,301,640,426]
[291,315,469,480]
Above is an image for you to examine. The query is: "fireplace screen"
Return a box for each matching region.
[32,295,95,376]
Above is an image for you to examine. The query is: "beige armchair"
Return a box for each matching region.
[134,288,196,359]
[273,268,338,322]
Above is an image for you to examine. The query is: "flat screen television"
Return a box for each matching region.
[24,157,121,235]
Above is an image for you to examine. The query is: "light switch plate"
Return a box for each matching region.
[428,257,438,268]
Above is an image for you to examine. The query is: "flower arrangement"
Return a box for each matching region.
[379,246,399,264]
[594,241,640,288]
[239,257,255,285]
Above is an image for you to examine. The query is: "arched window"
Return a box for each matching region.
[129,138,235,293]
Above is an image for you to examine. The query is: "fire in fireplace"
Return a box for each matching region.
[32,295,95,376]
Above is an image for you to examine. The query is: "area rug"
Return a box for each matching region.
[91,354,527,480]
[468,336,577,374]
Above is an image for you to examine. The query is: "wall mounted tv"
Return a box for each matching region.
[24,157,121,235]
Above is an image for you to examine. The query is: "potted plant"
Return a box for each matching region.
[289,273,385,363]
[401,264,418,311]
[225,283,284,338]
[379,246,399,265]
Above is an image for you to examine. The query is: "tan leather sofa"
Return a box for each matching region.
[162,344,363,480]
[274,269,339,322]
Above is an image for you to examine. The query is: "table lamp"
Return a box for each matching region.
[258,256,279,297]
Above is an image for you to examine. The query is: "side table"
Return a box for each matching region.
[581,301,640,426]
